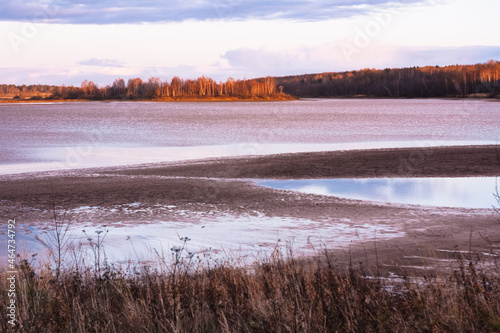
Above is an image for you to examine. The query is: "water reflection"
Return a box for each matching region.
[2,99,500,175]
[257,177,499,209]
[1,214,405,269]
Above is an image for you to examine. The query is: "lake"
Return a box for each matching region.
[1,99,499,174]
[1,99,500,267]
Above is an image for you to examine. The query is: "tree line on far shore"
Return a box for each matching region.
[1,60,500,101]
[0,76,281,100]
[274,60,500,98]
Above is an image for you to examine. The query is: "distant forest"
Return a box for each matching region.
[0,76,282,100]
[275,60,500,98]
[1,60,499,101]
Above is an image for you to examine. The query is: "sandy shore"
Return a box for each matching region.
[113,145,500,179]
[1,145,499,274]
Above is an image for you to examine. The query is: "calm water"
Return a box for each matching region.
[0,99,499,174]
[258,177,499,209]
[1,99,500,268]
[6,214,405,268]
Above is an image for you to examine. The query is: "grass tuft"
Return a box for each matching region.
[1,247,499,332]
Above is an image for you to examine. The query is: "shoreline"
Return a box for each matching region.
[1,145,499,276]
[294,95,500,101]
[2,95,500,104]
[112,145,500,179]
[1,143,498,178]
[0,95,295,104]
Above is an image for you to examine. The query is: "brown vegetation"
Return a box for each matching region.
[275,60,500,98]
[0,76,290,101]
[1,145,499,331]
[1,247,499,332]
[2,60,500,102]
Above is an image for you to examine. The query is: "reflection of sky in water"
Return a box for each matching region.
[1,99,500,175]
[258,178,499,209]
[1,215,404,269]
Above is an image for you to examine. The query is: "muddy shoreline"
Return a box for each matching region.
[1,145,499,274]
[113,145,500,179]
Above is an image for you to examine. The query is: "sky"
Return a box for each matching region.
[1,0,499,86]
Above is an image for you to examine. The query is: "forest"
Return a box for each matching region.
[0,76,283,101]
[1,60,499,101]
[274,60,500,98]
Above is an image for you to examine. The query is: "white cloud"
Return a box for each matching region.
[222,45,500,78]
[79,58,124,67]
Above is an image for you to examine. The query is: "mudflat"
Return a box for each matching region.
[1,145,499,275]
[114,145,500,179]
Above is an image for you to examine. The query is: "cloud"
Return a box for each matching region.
[0,63,231,86]
[3,45,498,86]
[399,46,500,67]
[222,47,342,77]
[79,58,124,68]
[222,45,500,78]
[0,0,426,24]
[0,65,141,86]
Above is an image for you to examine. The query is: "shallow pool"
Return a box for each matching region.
[257,177,499,209]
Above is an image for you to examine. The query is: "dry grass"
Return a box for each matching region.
[1,245,499,333]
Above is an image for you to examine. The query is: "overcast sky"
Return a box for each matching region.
[1,0,499,86]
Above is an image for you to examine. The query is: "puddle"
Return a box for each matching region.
[1,216,404,269]
[257,177,499,209]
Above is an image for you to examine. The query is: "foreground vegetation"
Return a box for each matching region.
[1,247,499,332]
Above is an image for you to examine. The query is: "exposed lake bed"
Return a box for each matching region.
[1,145,499,274]
[1,99,500,274]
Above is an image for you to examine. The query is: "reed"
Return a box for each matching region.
[1,242,499,332]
